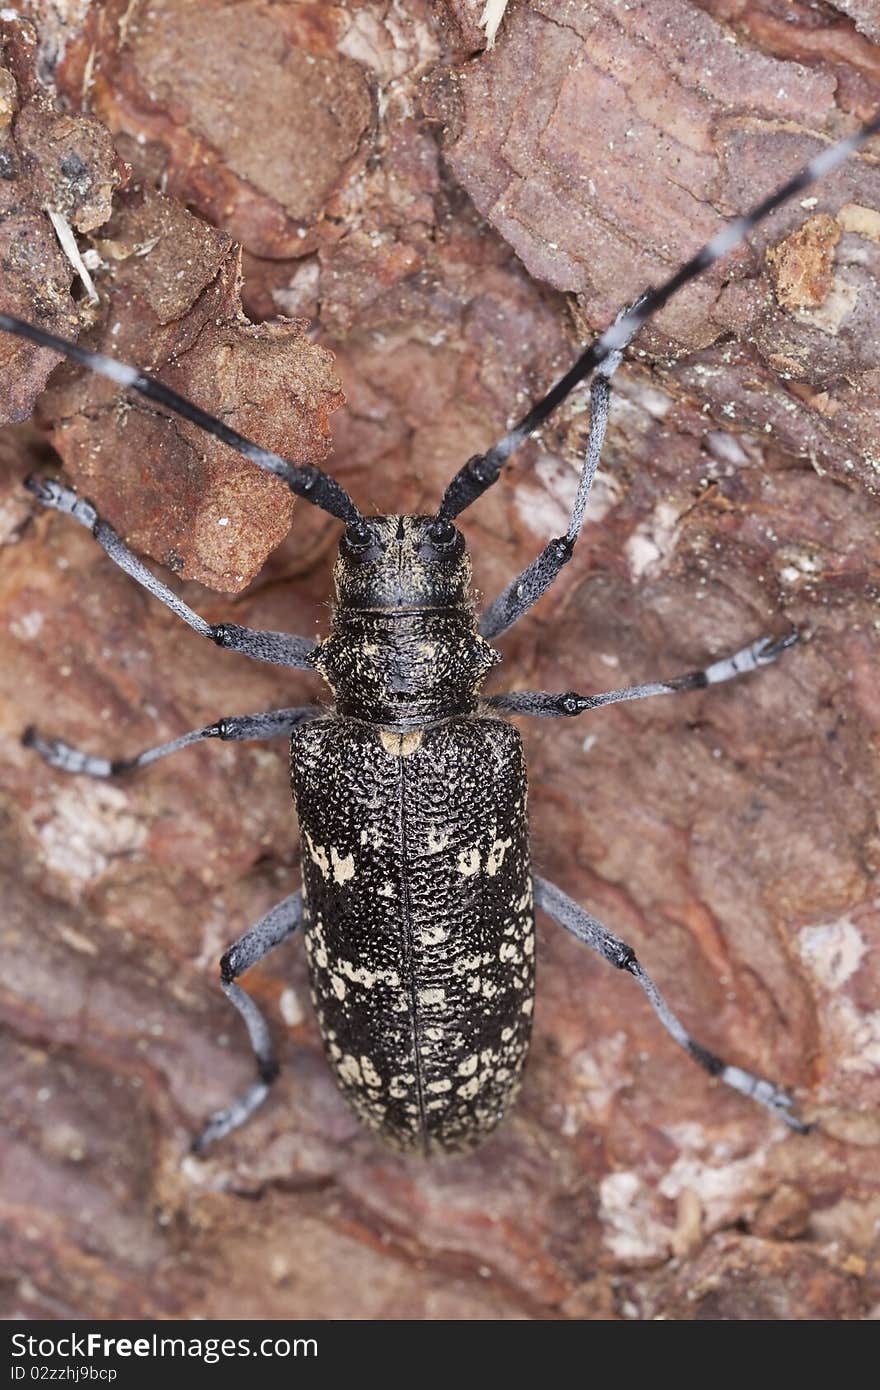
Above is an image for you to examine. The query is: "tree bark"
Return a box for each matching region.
[0,0,878,1321]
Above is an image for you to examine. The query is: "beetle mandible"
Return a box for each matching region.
[2,114,878,1155]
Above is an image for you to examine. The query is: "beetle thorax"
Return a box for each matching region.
[308,516,501,727]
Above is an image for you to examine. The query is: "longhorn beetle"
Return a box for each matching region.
[2,115,878,1155]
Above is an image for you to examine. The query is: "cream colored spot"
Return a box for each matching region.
[335,958,400,991]
[486,836,512,877]
[499,942,521,963]
[379,729,399,755]
[360,1056,381,1088]
[330,974,346,1000]
[501,1026,514,1042]
[427,1079,452,1093]
[418,987,446,1007]
[457,846,481,877]
[418,924,447,946]
[331,847,355,884]
[304,831,330,879]
[482,979,498,999]
[379,880,396,899]
[338,1055,362,1085]
[458,1054,478,1077]
[457,1076,480,1100]
[521,997,534,1015]
[427,828,449,853]
[379,728,424,757]
[454,952,482,975]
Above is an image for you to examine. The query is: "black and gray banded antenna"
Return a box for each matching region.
[0,313,365,529]
[1,113,878,536]
[434,113,880,525]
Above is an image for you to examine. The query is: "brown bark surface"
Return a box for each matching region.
[0,0,878,1321]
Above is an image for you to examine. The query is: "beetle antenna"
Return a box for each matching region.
[0,314,364,527]
[437,112,880,522]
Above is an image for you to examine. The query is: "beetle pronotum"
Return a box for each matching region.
[3,106,878,1155]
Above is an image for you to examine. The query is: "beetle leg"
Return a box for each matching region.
[193,891,305,1153]
[24,706,320,778]
[534,875,811,1133]
[479,301,640,641]
[25,475,319,668]
[487,631,799,717]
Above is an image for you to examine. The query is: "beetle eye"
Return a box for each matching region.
[418,518,464,563]
[342,523,376,553]
[425,519,456,548]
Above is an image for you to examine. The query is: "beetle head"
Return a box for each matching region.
[334,515,472,613]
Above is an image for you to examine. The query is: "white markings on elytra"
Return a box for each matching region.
[338,1055,361,1086]
[457,846,481,877]
[486,836,512,876]
[304,832,355,884]
[456,829,513,878]
[304,831,330,878]
[389,1073,415,1099]
[330,847,355,884]
[296,719,535,1150]
[361,1055,382,1088]
[336,958,401,991]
